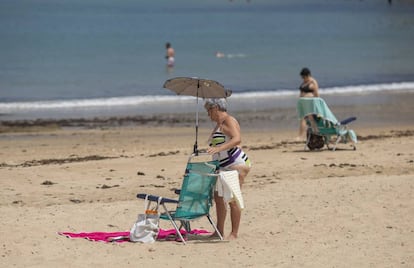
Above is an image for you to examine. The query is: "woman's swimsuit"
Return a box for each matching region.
[299,83,313,93]
[209,128,251,169]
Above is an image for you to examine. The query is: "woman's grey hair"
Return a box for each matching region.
[204,98,227,111]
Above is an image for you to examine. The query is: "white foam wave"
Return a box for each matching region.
[232,82,414,99]
[0,95,195,111]
[322,82,414,94]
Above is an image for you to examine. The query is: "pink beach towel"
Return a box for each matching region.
[58,229,210,243]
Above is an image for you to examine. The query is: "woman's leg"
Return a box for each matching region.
[214,193,227,236]
[298,118,307,139]
[227,165,250,239]
[228,201,241,239]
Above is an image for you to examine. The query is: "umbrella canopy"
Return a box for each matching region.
[163,77,232,154]
[163,77,232,98]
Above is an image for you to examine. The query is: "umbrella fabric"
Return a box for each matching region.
[163,76,231,154]
[163,77,232,98]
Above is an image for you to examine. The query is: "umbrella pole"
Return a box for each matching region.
[194,81,200,155]
[194,99,199,155]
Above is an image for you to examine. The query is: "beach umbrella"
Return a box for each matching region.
[163,77,232,154]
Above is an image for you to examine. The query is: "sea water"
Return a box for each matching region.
[0,0,413,120]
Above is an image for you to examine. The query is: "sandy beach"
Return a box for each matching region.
[1,92,413,268]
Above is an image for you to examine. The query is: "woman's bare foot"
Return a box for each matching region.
[227,233,238,240]
[294,136,306,142]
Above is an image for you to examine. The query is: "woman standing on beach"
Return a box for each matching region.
[297,67,319,139]
[204,98,251,240]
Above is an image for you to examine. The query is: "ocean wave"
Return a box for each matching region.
[0,95,195,111]
[233,82,414,99]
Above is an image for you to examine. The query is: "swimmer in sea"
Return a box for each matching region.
[165,42,175,67]
[215,51,225,58]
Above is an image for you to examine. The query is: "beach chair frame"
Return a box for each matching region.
[298,97,357,151]
[137,158,223,244]
[304,114,356,151]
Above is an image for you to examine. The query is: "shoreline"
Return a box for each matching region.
[1,90,413,133]
[0,86,413,121]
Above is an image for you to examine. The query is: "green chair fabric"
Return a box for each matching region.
[164,172,216,219]
[297,97,338,124]
[137,160,222,244]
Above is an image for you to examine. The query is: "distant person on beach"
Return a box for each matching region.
[204,98,251,240]
[297,67,319,140]
[165,42,175,67]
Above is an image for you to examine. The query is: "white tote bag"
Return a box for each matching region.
[130,195,162,243]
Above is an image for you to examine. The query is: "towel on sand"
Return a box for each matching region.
[58,229,210,243]
[216,170,244,209]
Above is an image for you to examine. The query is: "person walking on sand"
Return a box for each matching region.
[297,67,319,140]
[204,98,251,240]
[165,42,175,67]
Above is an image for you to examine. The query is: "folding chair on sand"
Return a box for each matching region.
[137,155,223,244]
[297,97,357,151]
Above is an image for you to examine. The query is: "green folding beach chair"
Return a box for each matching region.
[297,97,357,151]
[137,159,222,244]
[176,155,220,231]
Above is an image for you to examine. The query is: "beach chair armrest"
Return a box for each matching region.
[136,193,179,204]
[340,116,357,125]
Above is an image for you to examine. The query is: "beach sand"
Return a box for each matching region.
[1,92,413,268]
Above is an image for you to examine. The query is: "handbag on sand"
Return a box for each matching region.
[307,131,325,150]
[130,195,162,243]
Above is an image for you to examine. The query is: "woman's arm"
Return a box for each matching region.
[311,79,319,97]
[218,117,242,150]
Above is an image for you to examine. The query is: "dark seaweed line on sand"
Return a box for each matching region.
[0,115,197,130]
[357,130,414,141]
[1,130,413,167]
[247,130,414,151]
[1,150,181,169]
[0,155,124,168]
